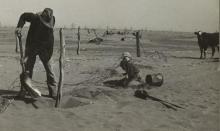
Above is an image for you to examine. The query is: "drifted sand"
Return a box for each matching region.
[0,28,219,131]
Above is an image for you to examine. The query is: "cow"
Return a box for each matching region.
[194,31,219,59]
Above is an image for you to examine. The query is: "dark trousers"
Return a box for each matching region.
[24,45,57,95]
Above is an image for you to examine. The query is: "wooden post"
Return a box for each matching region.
[135,31,141,57]
[55,28,65,108]
[77,26,80,55]
[106,26,109,35]
[93,29,98,38]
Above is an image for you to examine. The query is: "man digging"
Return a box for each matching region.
[15,8,57,99]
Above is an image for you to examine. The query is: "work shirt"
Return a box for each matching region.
[120,59,140,80]
[17,13,55,53]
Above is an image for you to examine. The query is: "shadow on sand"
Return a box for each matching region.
[0,90,18,96]
[170,55,201,60]
[0,89,38,109]
[212,58,219,62]
[171,56,220,62]
[103,79,125,88]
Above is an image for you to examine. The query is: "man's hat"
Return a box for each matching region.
[37,8,55,29]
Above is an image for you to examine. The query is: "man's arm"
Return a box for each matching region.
[17,12,36,28]
[15,13,36,34]
[53,16,55,26]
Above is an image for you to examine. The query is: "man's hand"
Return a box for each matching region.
[15,27,22,35]
[20,56,28,64]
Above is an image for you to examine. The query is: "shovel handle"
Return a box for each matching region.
[16,33,25,72]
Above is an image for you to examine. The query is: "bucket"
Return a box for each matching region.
[145,73,164,86]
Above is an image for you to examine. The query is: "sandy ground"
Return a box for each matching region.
[0,27,219,131]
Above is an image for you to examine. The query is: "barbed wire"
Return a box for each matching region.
[0,76,20,113]
[139,40,168,63]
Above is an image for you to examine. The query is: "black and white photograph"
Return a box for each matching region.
[0,0,219,131]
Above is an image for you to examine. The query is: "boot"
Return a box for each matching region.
[48,87,57,100]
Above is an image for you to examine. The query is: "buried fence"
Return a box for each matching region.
[14,27,167,62]
[58,28,167,62]
[52,27,144,57]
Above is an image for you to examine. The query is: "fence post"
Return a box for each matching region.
[77,26,80,55]
[136,31,141,57]
[55,28,65,108]
[93,29,98,38]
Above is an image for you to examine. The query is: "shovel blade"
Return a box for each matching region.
[24,77,41,98]
[20,73,41,98]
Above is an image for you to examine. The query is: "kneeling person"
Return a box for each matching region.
[120,52,143,87]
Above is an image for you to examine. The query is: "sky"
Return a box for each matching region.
[0,0,219,32]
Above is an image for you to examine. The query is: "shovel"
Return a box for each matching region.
[134,90,185,111]
[16,33,41,98]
